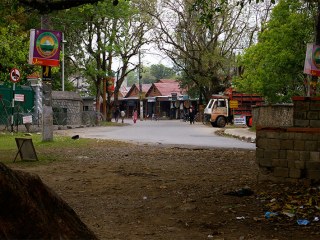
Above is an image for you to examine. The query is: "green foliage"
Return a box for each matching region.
[150,64,176,80]
[126,70,138,86]
[0,3,38,84]
[191,0,268,28]
[178,73,200,99]
[234,0,314,103]
[0,0,75,89]
[191,0,228,29]
[140,68,157,84]
[50,0,141,98]
[51,72,75,91]
[191,0,276,28]
[127,64,177,86]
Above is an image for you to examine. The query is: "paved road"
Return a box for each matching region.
[59,120,255,149]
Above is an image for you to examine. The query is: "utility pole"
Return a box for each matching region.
[11,83,15,133]
[139,50,143,121]
[61,32,66,91]
[41,15,53,141]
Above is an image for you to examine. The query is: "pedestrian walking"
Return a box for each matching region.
[120,110,125,123]
[189,107,195,124]
[133,109,138,123]
[114,106,120,122]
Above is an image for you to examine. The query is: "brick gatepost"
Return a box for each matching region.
[256,97,320,183]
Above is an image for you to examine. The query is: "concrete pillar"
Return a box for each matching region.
[42,82,53,141]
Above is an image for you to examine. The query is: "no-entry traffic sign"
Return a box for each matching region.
[10,68,21,83]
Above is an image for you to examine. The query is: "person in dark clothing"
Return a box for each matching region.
[189,107,195,124]
[114,107,120,122]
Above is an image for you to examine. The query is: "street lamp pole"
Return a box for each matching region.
[61,33,66,91]
[139,50,143,121]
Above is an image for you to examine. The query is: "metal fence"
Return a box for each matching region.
[0,107,97,132]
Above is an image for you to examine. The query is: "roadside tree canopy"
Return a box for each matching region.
[233,0,314,103]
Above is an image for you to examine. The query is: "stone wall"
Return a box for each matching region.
[82,111,96,126]
[256,97,320,183]
[256,128,320,183]
[292,96,320,128]
[52,91,83,125]
[252,104,293,128]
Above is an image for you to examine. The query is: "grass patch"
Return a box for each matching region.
[0,132,92,149]
[0,132,93,165]
[99,121,129,127]
[249,126,256,132]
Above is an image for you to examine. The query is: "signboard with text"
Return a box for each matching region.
[14,94,25,102]
[229,100,238,109]
[234,115,246,125]
[42,66,52,81]
[23,115,33,124]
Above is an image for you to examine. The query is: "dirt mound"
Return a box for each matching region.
[0,162,97,239]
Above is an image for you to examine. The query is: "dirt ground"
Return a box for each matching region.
[9,138,320,240]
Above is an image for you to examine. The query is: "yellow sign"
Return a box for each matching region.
[140,93,146,100]
[229,100,238,109]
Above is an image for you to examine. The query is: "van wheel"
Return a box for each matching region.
[216,116,226,128]
[210,121,216,127]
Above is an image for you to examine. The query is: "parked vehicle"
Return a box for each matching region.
[204,88,264,128]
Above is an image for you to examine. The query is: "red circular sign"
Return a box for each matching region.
[10,68,21,83]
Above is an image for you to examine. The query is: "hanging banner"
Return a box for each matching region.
[304,43,320,76]
[29,29,62,67]
[107,77,115,92]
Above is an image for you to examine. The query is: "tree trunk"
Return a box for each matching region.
[0,162,97,239]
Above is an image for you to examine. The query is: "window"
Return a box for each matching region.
[218,100,226,107]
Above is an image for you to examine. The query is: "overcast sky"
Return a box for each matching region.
[139,43,173,67]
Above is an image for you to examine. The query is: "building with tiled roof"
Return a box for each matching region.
[125,83,152,99]
[119,83,152,117]
[143,79,191,119]
[119,86,131,98]
[146,81,186,98]
[117,79,196,120]
[111,86,130,100]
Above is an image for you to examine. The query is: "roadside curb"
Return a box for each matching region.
[223,128,256,143]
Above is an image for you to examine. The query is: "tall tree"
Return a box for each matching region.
[64,0,126,120]
[51,0,155,120]
[152,0,264,103]
[112,0,156,108]
[234,0,314,103]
